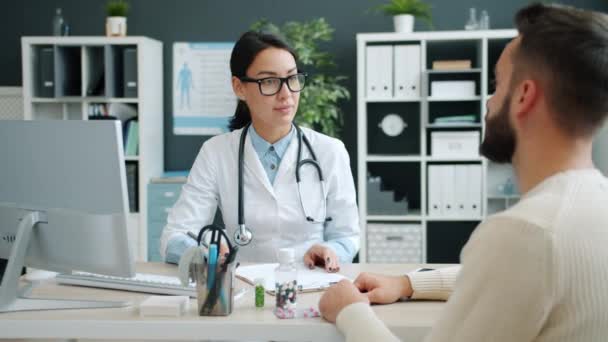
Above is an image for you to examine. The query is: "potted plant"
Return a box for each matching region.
[375,0,433,33]
[106,0,129,37]
[251,18,350,138]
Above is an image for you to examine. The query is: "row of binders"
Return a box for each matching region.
[428,164,482,218]
[366,45,421,100]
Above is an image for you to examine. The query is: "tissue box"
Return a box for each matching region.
[431,81,476,98]
[431,131,480,158]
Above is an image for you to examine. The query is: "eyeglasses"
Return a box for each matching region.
[239,73,307,96]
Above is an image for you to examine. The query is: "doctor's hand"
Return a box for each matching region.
[303,244,340,273]
[319,279,369,323]
[353,272,413,304]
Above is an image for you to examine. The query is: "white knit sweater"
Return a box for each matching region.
[337,169,608,342]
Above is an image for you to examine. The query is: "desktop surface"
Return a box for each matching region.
[1,262,451,342]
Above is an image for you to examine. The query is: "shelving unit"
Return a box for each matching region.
[21,36,163,261]
[357,29,518,263]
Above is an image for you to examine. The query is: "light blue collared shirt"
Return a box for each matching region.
[248,124,294,185]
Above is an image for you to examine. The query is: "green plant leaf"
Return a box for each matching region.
[372,0,433,27]
[106,0,129,17]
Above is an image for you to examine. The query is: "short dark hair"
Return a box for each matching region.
[228,31,299,131]
[513,3,608,137]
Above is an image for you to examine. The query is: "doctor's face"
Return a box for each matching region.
[237,47,300,131]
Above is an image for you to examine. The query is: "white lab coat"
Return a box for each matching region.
[160,126,360,263]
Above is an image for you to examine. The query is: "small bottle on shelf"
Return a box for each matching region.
[479,10,490,30]
[465,8,478,30]
[52,8,65,36]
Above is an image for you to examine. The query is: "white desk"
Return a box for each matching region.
[0,263,449,341]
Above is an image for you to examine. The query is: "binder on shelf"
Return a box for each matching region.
[441,165,456,217]
[454,165,469,217]
[123,48,138,98]
[466,165,482,217]
[428,165,442,216]
[124,119,139,156]
[37,47,55,97]
[394,45,421,99]
[126,162,138,212]
[366,45,393,99]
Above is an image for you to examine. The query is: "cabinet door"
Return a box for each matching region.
[426,221,478,263]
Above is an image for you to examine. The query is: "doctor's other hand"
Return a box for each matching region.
[353,272,413,304]
[319,279,369,323]
[303,244,340,272]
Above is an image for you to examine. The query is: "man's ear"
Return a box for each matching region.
[513,79,539,120]
[232,76,246,101]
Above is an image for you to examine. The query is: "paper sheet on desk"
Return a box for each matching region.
[236,263,348,293]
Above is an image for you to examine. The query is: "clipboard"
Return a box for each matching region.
[235,263,348,295]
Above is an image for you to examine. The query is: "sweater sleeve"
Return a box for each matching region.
[336,303,400,342]
[408,266,460,301]
[424,216,554,342]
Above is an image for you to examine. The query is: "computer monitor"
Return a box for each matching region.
[0,120,135,312]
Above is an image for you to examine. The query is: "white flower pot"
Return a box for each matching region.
[393,14,415,33]
[106,16,127,37]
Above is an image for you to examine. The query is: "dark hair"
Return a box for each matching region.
[513,3,608,137]
[228,31,299,131]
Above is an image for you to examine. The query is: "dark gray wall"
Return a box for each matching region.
[2,0,607,172]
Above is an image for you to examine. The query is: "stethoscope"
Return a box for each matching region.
[234,123,332,246]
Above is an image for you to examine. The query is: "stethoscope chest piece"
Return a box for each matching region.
[234,224,253,246]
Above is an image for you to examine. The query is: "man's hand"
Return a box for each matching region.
[303,244,340,272]
[354,272,413,304]
[319,279,369,323]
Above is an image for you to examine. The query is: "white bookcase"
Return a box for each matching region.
[21,36,163,261]
[357,30,518,263]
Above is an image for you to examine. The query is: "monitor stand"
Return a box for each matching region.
[0,208,130,313]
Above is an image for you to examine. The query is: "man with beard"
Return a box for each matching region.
[319,3,608,341]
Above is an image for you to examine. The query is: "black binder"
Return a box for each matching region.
[38,47,55,97]
[123,48,138,98]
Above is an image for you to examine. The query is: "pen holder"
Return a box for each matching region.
[178,224,239,316]
[192,257,235,316]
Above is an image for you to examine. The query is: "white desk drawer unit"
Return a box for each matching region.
[367,223,423,263]
[147,182,184,261]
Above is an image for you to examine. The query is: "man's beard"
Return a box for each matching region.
[479,94,517,163]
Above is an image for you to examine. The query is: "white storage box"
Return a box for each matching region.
[431,131,480,158]
[367,223,422,263]
[431,80,475,98]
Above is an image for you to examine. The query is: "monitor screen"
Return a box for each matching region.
[0,120,135,312]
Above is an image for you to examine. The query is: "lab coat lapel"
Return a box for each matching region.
[242,132,276,197]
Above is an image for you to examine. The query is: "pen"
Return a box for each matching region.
[187,231,197,241]
[207,244,218,290]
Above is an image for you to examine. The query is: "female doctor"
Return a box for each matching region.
[160,31,359,272]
